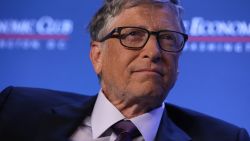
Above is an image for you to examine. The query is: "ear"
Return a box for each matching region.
[90,41,103,75]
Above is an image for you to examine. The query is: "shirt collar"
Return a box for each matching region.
[91,90,125,139]
[91,90,164,141]
[130,104,164,141]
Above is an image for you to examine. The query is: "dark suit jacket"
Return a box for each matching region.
[0,86,249,141]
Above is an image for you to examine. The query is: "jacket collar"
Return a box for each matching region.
[156,107,192,141]
[35,95,97,141]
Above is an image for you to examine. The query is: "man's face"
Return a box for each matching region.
[91,4,183,109]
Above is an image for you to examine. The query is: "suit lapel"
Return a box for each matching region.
[35,95,97,141]
[155,109,192,141]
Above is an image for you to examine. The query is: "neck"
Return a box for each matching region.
[109,96,162,118]
[116,103,155,118]
[101,86,163,118]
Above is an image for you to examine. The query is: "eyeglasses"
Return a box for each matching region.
[99,26,188,52]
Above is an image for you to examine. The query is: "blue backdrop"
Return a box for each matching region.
[0,0,250,133]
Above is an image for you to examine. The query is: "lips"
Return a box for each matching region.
[132,68,164,76]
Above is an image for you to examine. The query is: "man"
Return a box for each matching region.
[0,0,249,141]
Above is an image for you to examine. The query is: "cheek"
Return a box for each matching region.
[166,55,179,72]
[102,49,120,78]
[163,54,179,86]
[101,44,136,87]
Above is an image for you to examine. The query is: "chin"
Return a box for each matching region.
[131,84,167,100]
[124,79,171,102]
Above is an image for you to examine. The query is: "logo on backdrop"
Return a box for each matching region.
[0,16,250,53]
[0,16,73,50]
[184,17,250,53]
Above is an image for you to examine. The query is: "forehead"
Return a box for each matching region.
[109,3,181,32]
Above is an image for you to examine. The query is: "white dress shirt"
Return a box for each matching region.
[71,90,164,141]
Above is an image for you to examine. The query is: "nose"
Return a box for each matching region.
[141,35,161,62]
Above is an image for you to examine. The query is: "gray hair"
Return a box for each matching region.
[88,0,185,41]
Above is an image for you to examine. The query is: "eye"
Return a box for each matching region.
[159,33,176,41]
[121,30,146,39]
[158,32,178,48]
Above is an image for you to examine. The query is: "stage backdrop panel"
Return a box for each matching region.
[0,0,250,132]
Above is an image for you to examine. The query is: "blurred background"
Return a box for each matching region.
[0,0,250,133]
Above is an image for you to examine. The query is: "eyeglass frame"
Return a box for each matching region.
[98,26,189,53]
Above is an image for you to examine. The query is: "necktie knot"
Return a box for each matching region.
[112,120,141,141]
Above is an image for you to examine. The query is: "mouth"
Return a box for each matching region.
[132,68,164,77]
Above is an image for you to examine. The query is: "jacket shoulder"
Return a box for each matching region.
[166,103,250,141]
[0,86,93,112]
[0,86,95,141]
